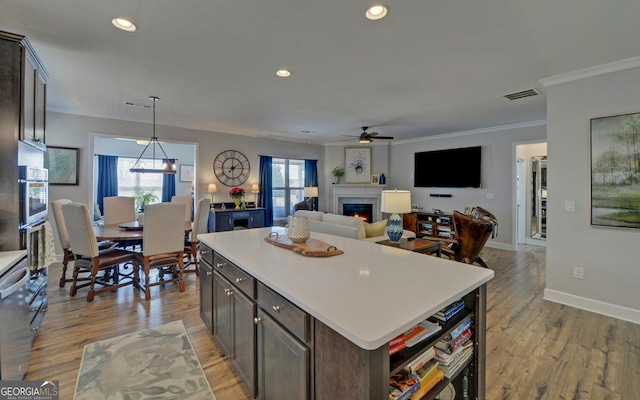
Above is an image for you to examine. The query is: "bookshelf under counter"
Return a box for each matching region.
[199,227,492,400]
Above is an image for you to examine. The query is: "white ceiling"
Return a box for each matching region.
[1,0,639,144]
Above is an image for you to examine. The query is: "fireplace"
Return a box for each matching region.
[343,204,373,222]
[331,184,385,223]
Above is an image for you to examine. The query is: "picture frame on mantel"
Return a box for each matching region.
[344,147,372,184]
[45,146,79,185]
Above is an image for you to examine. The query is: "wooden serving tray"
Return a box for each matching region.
[264,233,344,257]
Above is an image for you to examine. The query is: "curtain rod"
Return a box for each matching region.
[258,155,317,161]
[93,154,178,160]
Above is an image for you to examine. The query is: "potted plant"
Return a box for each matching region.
[134,187,159,214]
[229,187,246,209]
[332,166,345,184]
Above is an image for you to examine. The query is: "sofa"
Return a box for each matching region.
[293,210,415,243]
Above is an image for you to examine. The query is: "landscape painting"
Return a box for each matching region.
[591,112,640,229]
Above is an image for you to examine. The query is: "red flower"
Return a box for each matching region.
[229,187,245,197]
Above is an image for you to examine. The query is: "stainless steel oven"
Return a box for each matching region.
[18,166,48,228]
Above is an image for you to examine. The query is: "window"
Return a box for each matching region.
[272,158,305,223]
[117,157,163,208]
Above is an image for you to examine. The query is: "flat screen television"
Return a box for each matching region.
[414,146,481,188]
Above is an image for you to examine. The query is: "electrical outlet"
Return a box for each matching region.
[565,200,576,212]
[573,266,584,279]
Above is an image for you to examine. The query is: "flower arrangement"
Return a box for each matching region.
[229,187,245,198]
[332,166,345,178]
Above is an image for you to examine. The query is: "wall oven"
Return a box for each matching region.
[18,166,48,229]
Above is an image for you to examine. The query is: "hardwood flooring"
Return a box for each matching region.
[25,246,640,400]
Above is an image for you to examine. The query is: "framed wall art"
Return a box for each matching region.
[344,147,372,184]
[179,164,195,182]
[45,146,79,185]
[590,111,640,229]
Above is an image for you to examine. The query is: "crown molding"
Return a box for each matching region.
[540,56,640,87]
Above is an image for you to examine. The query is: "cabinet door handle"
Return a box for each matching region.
[272,305,280,312]
[206,271,212,276]
[225,288,234,296]
[229,219,232,225]
[253,317,262,325]
[235,277,243,283]
[216,263,225,268]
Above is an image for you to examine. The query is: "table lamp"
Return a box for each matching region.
[251,184,260,205]
[208,183,218,207]
[304,186,318,211]
[381,189,411,243]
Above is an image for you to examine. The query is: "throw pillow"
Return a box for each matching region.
[365,219,388,238]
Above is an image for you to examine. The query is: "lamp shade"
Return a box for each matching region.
[304,186,318,197]
[381,190,411,214]
[208,183,218,193]
[251,184,260,193]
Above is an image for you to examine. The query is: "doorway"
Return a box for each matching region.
[514,141,547,248]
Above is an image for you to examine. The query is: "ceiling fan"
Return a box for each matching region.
[355,126,394,143]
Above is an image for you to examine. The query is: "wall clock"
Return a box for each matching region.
[213,150,250,187]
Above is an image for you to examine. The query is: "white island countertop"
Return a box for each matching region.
[0,250,28,277]
[199,227,494,350]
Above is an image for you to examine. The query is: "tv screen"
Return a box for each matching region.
[414,146,481,188]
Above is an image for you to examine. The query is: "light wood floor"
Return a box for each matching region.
[25,246,640,400]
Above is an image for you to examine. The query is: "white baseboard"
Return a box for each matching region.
[544,289,640,324]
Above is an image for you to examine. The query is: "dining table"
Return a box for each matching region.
[93,221,193,242]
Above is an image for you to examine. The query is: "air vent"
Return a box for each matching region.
[124,101,152,108]
[504,88,538,101]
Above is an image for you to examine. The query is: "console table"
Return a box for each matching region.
[208,208,266,232]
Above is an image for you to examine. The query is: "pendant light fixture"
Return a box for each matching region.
[129,96,177,174]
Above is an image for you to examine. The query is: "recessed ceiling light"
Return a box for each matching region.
[276,69,291,78]
[366,4,388,20]
[112,18,137,32]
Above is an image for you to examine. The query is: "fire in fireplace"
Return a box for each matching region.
[343,204,373,222]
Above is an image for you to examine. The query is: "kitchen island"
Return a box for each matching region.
[199,227,494,399]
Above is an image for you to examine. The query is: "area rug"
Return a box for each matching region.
[74,320,215,400]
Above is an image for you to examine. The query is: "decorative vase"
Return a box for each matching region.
[233,196,242,209]
[287,216,310,243]
[334,176,341,184]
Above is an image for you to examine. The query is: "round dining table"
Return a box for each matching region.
[94,221,193,241]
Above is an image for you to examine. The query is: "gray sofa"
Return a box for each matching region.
[293,210,415,243]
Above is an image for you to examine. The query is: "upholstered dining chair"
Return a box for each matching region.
[171,195,194,223]
[51,199,115,288]
[103,196,136,225]
[61,202,136,301]
[134,202,186,300]
[184,198,211,275]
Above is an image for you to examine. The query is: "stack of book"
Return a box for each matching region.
[435,341,473,379]
[389,320,442,355]
[431,299,465,322]
[389,370,420,400]
[409,359,444,400]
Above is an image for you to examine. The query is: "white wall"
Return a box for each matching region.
[387,124,547,248]
[544,66,640,322]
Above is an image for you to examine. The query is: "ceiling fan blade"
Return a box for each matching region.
[373,136,394,139]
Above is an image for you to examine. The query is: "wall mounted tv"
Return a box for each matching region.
[414,146,482,188]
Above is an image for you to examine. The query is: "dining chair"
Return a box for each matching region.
[184,198,211,275]
[51,199,115,288]
[171,195,194,222]
[61,202,136,302]
[134,202,186,300]
[103,196,136,225]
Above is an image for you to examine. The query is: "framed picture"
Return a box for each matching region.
[179,164,194,182]
[45,146,79,185]
[344,147,372,183]
[371,174,380,184]
[590,112,640,229]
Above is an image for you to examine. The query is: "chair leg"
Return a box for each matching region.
[144,259,151,301]
[86,258,100,302]
[192,243,200,276]
[59,250,70,287]
[476,256,489,269]
[179,256,185,293]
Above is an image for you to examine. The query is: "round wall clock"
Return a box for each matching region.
[213,150,250,187]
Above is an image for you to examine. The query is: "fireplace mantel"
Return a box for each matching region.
[330,184,386,222]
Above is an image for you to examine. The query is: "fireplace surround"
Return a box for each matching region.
[331,184,385,223]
